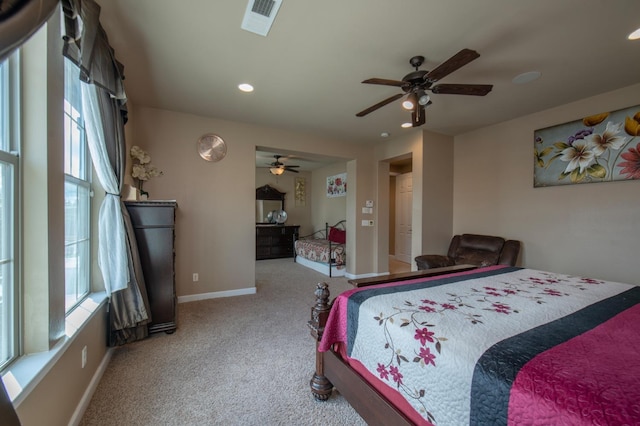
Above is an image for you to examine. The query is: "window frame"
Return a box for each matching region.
[63,58,91,313]
[0,53,21,370]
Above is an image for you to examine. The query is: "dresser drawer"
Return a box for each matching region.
[255,225,299,260]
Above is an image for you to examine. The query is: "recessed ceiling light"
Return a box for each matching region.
[238,83,254,92]
[380,132,390,138]
[629,27,640,40]
[512,71,541,85]
[401,122,412,128]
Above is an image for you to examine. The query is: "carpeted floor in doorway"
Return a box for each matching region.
[79,258,366,426]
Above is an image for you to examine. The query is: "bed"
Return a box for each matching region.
[309,265,640,425]
[294,220,346,277]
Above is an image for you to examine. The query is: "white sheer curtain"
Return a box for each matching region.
[81,82,128,294]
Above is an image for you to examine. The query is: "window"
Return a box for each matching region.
[63,58,91,312]
[0,56,19,369]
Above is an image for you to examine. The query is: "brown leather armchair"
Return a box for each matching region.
[415,234,520,270]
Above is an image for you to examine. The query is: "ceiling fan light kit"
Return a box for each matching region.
[356,49,493,127]
[402,92,417,110]
[418,91,431,106]
[262,155,300,175]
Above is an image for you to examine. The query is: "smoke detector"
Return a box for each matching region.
[241,0,283,36]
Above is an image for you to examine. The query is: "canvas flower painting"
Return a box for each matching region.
[534,105,640,187]
[326,173,347,197]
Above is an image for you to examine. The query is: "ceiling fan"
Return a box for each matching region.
[356,48,493,127]
[262,155,300,175]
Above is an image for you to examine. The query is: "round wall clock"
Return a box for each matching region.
[197,133,227,162]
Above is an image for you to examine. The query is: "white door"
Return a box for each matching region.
[395,173,412,264]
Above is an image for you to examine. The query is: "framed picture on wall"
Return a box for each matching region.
[295,177,306,206]
[533,105,640,187]
[327,173,346,198]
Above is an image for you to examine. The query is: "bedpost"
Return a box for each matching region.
[308,282,333,400]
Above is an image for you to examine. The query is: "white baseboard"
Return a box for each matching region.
[294,256,345,277]
[177,287,257,303]
[69,347,114,426]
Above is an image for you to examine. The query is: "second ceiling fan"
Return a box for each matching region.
[264,155,300,175]
[356,48,493,127]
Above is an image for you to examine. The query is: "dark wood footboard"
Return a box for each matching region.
[309,282,414,425]
[348,264,476,287]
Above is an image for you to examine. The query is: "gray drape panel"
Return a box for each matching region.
[0,0,59,62]
[61,0,126,99]
[62,0,151,345]
[82,83,151,345]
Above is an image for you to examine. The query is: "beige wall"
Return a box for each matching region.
[421,131,454,256]
[133,107,377,292]
[454,83,640,284]
[310,162,348,232]
[130,85,640,289]
[16,305,108,426]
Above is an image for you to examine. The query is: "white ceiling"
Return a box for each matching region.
[96,0,640,146]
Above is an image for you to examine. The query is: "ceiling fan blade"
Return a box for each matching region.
[362,78,406,87]
[285,168,300,173]
[284,165,300,168]
[411,105,426,127]
[425,48,480,83]
[356,93,403,117]
[431,83,493,96]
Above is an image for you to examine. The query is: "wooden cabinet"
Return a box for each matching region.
[256,225,299,260]
[125,201,177,334]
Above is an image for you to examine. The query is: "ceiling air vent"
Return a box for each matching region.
[241,0,283,37]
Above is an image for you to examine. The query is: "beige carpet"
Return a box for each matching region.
[80,258,366,425]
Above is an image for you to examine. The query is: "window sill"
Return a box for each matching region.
[1,292,108,406]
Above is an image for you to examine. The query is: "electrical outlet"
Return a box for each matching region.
[193,273,199,282]
[81,346,87,368]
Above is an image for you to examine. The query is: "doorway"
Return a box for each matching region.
[388,156,412,274]
[395,172,412,264]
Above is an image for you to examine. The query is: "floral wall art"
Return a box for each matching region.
[534,105,640,187]
[326,173,347,197]
[295,177,306,207]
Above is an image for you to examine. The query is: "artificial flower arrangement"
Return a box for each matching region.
[130,145,162,198]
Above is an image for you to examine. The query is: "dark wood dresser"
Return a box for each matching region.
[256,225,299,260]
[125,200,177,334]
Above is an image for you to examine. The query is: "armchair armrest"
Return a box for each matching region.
[498,240,521,266]
[415,254,455,270]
